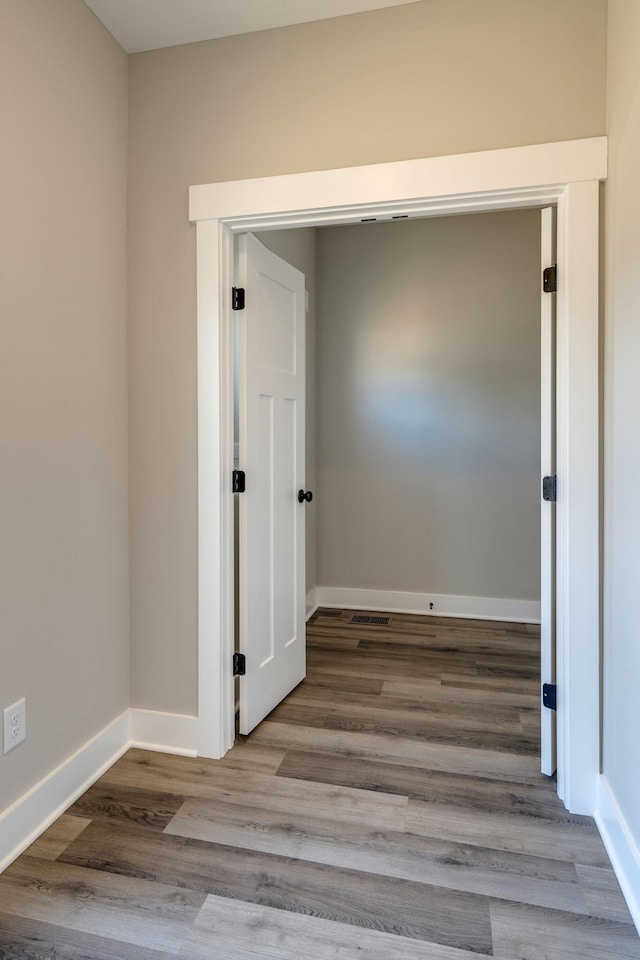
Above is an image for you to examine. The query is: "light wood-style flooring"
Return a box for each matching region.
[0,609,638,958]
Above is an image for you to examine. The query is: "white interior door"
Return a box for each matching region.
[237,233,307,735]
[540,206,557,776]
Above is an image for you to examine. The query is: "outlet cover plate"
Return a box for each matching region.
[3,697,26,754]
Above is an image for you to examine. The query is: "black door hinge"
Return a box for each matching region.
[543,265,557,293]
[233,652,246,676]
[232,287,245,311]
[542,683,557,711]
[232,469,246,493]
[542,475,557,502]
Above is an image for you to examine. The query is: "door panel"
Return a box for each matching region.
[238,234,306,735]
[540,206,557,777]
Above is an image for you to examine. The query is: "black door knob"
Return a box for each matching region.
[298,489,313,503]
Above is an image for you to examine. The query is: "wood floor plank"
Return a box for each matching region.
[250,720,544,784]
[107,743,285,780]
[267,701,539,756]
[473,658,539,678]
[67,783,185,832]
[356,637,540,667]
[286,683,526,731]
[275,750,576,821]
[307,625,538,655]
[576,864,635,923]
[24,814,91,861]
[293,672,385,695]
[59,821,493,954]
[381,677,539,709]
[0,910,181,960]
[212,742,288,774]
[308,625,439,646]
[490,900,640,959]
[520,708,542,735]
[182,894,488,960]
[407,798,610,866]
[165,797,589,914]
[308,625,540,665]
[440,671,540,693]
[306,648,481,681]
[306,634,361,650]
[101,751,407,831]
[0,856,206,954]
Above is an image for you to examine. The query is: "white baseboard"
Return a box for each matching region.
[0,707,200,875]
[305,587,319,621]
[0,711,129,873]
[595,775,640,934]
[129,708,198,757]
[315,586,540,623]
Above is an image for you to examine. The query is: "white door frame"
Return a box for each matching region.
[189,137,606,815]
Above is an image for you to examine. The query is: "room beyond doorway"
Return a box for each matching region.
[258,209,543,624]
[235,209,546,750]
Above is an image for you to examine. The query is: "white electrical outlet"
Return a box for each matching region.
[3,697,26,754]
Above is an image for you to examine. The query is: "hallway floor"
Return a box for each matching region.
[0,610,638,958]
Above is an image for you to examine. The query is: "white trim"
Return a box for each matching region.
[315,587,540,624]
[191,138,605,817]
[595,776,640,934]
[0,708,202,874]
[196,219,236,760]
[306,588,319,621]
[0,712,129,873]
[190,138,607,225]
[129,709,199,757]
[540,205,557,778]
[554,181,601,814]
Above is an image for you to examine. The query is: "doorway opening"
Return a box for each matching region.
[190,138,604,815]
[233,205,553,766]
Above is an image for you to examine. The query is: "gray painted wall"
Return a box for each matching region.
[127,0,606,713]
[0,0,129,812]
[316,212,541,601]
[604,0,640,869]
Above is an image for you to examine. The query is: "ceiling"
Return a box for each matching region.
[83,0,424,54]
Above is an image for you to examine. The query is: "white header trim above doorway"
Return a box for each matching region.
[190,138,606,817]
[189,137,606,226]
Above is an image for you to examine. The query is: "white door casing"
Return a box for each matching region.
[237,234,306,733]
[191,138,604,815]
[540,206,557,777]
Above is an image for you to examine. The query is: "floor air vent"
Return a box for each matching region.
[350,615,390,625]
